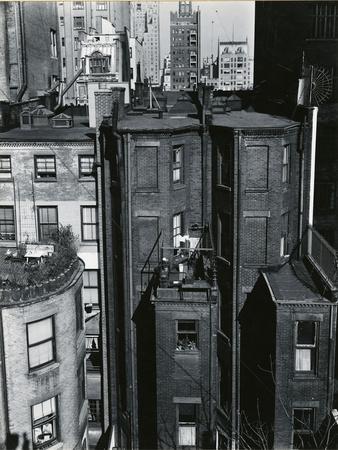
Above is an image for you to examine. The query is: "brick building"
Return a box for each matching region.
[0,2,60,104]
[170,1,201,91]
[0,111,104,447]
[208,94,318,446]
[96,87,215,448]
[0,242,86,449]
[254,1,338,248]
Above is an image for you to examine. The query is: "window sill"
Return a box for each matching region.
[245,188,269,193]
[0,177,14,183]
[293,372,317,380]
[29,361,59,376]
[175,350,200,355]
[35,178,57,183]
[172,183,186,191]
[81,240,99,245]
[34,441,63,450]
[79,177,95,182]
[216,184,231,191]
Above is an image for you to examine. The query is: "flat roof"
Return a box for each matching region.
[211,110,298,129]
[118,113,200,133]
[0,117,95,143]
[263,262,328,304]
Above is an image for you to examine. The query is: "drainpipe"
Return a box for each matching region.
[308,106,318,227]
[297,118,305,259]
[126,132,137,450]
[16,3,27,102]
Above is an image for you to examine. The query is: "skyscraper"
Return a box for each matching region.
[130,2,160,85]
[170,1,201,91]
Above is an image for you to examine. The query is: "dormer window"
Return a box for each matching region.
[89,51,110,74]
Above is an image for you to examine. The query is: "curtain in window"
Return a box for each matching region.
[178,425,196,446]
[295,348,311,371]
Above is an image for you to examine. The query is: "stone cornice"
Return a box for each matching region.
[0,141,94,149]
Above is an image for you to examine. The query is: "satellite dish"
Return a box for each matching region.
[310,66,333,106]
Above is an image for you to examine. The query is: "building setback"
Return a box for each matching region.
[170,1,201,91]
[130,2,161,85]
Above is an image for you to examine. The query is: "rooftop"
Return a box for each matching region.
[118,112,200,133]
[0,227,82,305]
[0,116,95,142]
[211,110,299,129]
[264,261,329,304]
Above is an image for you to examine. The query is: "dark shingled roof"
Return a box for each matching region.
[263,262,329,304]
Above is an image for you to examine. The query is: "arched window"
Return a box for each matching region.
[89,51,110,74]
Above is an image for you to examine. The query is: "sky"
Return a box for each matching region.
[159,1,255,64]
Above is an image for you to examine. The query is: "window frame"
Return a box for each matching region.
[83,269,99,306]
[50,29,57,58]
[86,334,100,371]
[295,321,318,374]
[27,316,56,371]
[81,206,98,242]
[173,212,183,248]
[79,155,95,179]
[0,206,15,241]
[177,403,197,447]
[73,1,84,9]
[292,407,316,449]
[176,320,198,352]
[96,1,107,10]
[75,288,83,332]
[34,155,57,180]
[31,396,58,448]
[0,155,12,179]
[172,144,183,184]
[280,211,290,257]
[73,16,85,29]
[282,144,291,184]
[37,206,58,242]
[88,399,101,423]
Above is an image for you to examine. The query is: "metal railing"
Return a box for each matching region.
[303,226,338,286]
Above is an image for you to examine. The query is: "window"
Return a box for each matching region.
[217,146,231,186]
[282,144,291,183]
[75,57,78,70]
[173,212,183,248]
[86,335,100,371]
[50,29,57,58]
[178,404,197,446]
[37,207,58,241]
[74,36,80,50]
[89,51,110,73]
[88,400,101,422]
[176,321,198,351]
[27,317,55,370]
[96,1,107,10]
[0,206,15,241]
[280,212,290,257]
[73,1,84,9]
[83,270,99,305]
[32,397,57,448]
[173,145,183,183]
[59,16,64,26]
[79,155,94,178]
[62,57,66,68]
[293,408,315,449]
[75,288,83,332]
[295,321,318,373]
[313,3,338,39]
[74,16,85,29]
[35,156,56,179]
[81,206,98,241]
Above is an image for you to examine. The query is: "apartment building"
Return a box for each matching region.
[170,1,201,91]
[218,40,252,91]
[57,1,130,104]
[0,107,103,447]
[130,2,160,85]
[0,241,86,449]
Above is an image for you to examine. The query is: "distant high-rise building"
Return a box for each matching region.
[57,1,130,104]
[161,54,171,91]
[130,2,160,85]
[170,1,201,91]
[218,40,253,91]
